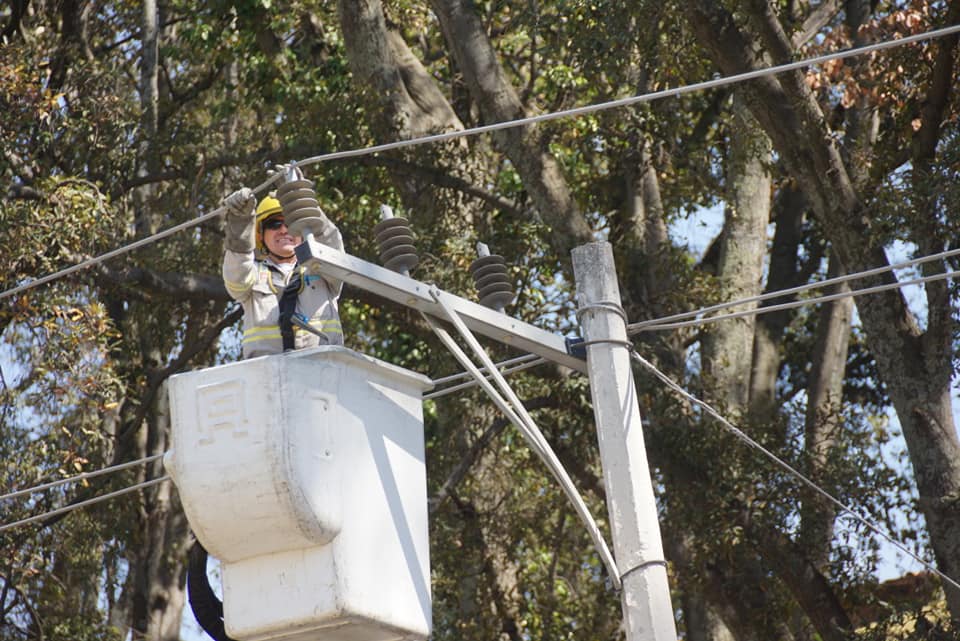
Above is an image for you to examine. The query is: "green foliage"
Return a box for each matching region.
[2,0,957,638]
[428,374,623,641]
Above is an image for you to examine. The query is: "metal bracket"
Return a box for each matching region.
[296,238,587,374]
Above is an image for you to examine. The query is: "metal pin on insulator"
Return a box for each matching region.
[277,165,327,239]
[374,205,419,276]
[469,242,515,312]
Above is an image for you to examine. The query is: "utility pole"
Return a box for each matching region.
[572,241,677,641]
[297,234,677,637]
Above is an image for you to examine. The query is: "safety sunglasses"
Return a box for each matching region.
[262,218,287,231]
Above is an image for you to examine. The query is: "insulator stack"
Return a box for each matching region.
[470,243,515,312]
[375,205,419,275]
[277,167,327,239]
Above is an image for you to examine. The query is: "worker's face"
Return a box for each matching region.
[262,216,302,259]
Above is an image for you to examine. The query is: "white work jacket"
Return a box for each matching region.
[222,225,344,359]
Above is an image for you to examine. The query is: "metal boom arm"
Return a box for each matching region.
[296,238,586,374]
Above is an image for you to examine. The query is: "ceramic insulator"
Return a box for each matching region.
[374,216,419,275]
[469,253,515,311]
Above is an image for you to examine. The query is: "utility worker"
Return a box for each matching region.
[221,186,344,358]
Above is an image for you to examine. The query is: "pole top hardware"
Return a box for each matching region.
[295,239,588,374]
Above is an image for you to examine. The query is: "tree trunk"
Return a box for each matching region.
[624,140,669,260]
[695,96,772,641]
[701,96,770,409]
[134,0,159,237]
[665,93,781,641]
[449,449,524,640]
[128,382,189,641]
[798,254,853,569]
[619,138,673,309]
[681,592,735,641]
[338,0,485,238]
[667,536,736,641]
[429,0,594,256]
[749,184,807,420]
[756,525,852,640]
[685,1,960,622]
[123,3,190,637]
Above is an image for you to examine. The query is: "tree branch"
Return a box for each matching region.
[744,0,798,64]
[113,305,240,458]
[159,305,241,383]
[159,64,223,127]
[792,0,842,48]
[684,0,924,372]
[65,247,230,302]
[0,0,30,42]
[362,155,524,218]
[5,577,44,641]
[912,1,960,164]
[430,0,595,254]
[6,184,43,200]
[429,397,552,514]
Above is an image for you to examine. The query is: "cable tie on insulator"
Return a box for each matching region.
[469,243,515,312]
[374,204,419,276]
[284,163,304,183]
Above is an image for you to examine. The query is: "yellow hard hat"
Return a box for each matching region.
[256,194,282,225]
[255,194,283,254]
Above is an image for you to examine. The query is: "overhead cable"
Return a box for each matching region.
[630,351,960,593]
[426,253,960,399]
[422,247,960,395]
[425,354,547,400]
[0,167,280,303]
[0,476,171,534]
[631,267,959,333]
[291,24,960,168]
[430,353,542,388]
[0,453,165,502]
[629,247,960,334]
[3,23,959,303]
[433,256,958,389]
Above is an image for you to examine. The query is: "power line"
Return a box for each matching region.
[0,476,171,534]
[0,453,165,502]
[430,353,541,388]
[429,258,959,401]
[292,24,960,168]
[430,255,958,391]
[425,355,547,400]
[3,21,957,577]
[629,350,960,593]
[1,358,540,513]
[631,267,959,333]
[629,247,960,334]
[0,167,280,303]
[2,23,958,304]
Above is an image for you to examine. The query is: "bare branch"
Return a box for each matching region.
[114,305,240,457]
[58,247,229,301]
[362,155,524,218]
[913,2,960,163]
[429,397,551,514]
[6,184,43,201]
[792,0,842,48]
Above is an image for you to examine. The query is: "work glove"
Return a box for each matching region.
[222,187,256,254]
[222,187,256,219]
